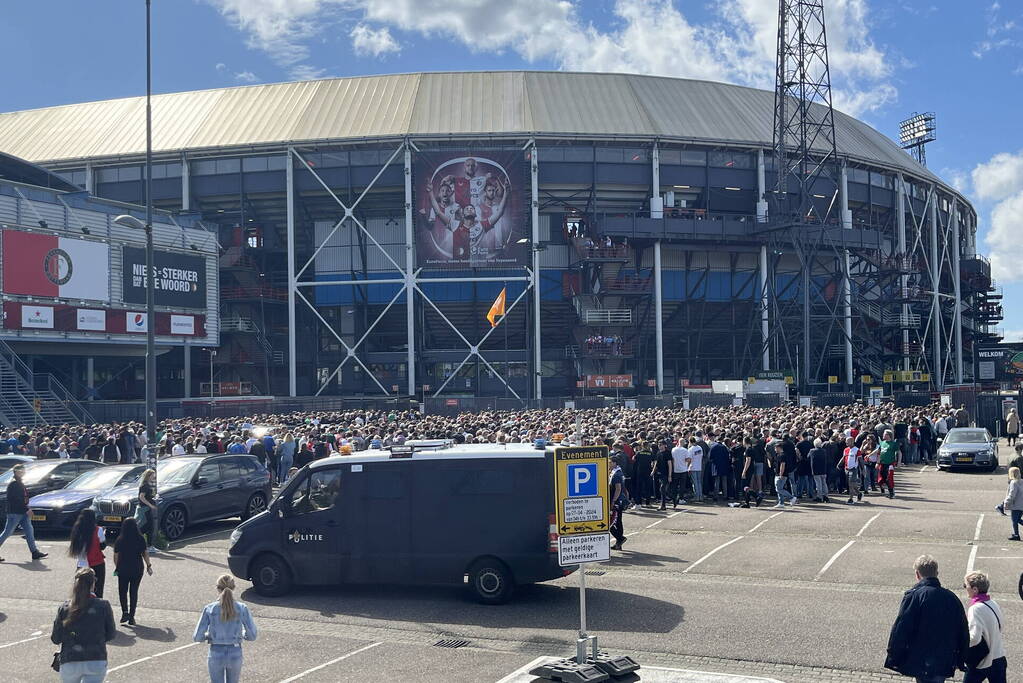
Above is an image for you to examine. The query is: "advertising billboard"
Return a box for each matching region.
[415,151,527,268]
[977,346,1023,382]
[122,246,206,308]
[584,374,633,389]
[2,302,205,337]
[2,229,109,301]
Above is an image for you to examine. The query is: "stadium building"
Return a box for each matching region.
[0,71,1000,405]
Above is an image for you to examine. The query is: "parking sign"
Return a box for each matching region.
[553,446,610,566]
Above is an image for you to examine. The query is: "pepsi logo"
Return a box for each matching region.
[133,314,145,328]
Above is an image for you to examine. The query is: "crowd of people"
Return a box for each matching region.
[0,398,1015,681]
[582,334,626,356]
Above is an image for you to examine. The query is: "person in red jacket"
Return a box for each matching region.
[68,509,107,598]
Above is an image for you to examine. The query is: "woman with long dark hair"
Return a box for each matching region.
[68,509,106,598]
[50,567,116,682]
[193,574,258,683]
[137,468,158,553]
[113,517,152,625]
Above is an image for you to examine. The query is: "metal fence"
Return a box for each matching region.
[746,392,783,408]
[894,391,931,408]
[688,393,736,408]
[815,392,856,407]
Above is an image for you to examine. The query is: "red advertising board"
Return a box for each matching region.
[2,302,206,337]
[2,229,109,301]
[585,374,633,389]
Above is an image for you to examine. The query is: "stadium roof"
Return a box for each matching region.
[0,71,937,182]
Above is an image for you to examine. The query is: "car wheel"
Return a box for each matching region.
[251,553,292,597]
[241,492,267,521]
[467,557,514,605]
[161,505,188,542]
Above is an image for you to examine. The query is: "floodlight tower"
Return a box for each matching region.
[899,112,936,167]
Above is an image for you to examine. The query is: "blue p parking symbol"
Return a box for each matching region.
[567,463,598,497]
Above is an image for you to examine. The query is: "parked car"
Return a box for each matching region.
[937,427,999,471]
[0,459,107,516]
[94,455,271,541]
[0,455,35,475]
[28,464,147,531]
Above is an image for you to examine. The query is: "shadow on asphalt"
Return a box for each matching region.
[109,625,177,647]
[241,581,684,633]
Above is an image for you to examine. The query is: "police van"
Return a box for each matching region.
[227,440,574,603]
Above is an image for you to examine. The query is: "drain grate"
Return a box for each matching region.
[584,570,606,576]
[434,639,471,649]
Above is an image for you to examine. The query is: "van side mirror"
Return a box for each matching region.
[194,476,208,487]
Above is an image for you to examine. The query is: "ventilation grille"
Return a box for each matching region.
[434,639,471,649]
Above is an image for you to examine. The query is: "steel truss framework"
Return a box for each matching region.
[285,140,542,402]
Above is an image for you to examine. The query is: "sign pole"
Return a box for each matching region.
[576,569,588,664]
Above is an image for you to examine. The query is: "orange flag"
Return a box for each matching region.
[486,287,507,327]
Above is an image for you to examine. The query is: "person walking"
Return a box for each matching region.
[1000,467,1023,541]
[193,574,258,683]
[609,454,627,550]
[809,438,831,503]
[653,441,673,511]
[686,435,704,503]
[113,517,152,625]
[843,437,864,505]
[137,469,158,553]
[51,567,116,683]
[1007,409,1020,448]
[878,430,900,498]
[277,433,296,485]
[771,441,797,508]
[0,463,47,562]
[68,509,107,598]
[961,571,1006,683]
[885,555,969,683]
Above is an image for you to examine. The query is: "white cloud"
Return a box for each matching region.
[940,167,970,193]
[975,150,1023,281]
[350,24,400,57]
[234,70,259,83]
[1002,329,1023,343]
[205,0,896,117]
[215,62,227,72]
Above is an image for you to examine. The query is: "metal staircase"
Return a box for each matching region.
[0,340,94,427]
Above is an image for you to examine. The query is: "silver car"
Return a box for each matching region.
[937,428,999,472]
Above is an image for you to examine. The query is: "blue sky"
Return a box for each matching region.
[3,0,1022,335]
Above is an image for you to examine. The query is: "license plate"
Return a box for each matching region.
[102,515,123,523]
[955,456,973,463]
[30,513,45,521]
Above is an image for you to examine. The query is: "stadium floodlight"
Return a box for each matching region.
[898,112,936,166]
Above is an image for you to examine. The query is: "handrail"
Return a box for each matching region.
[0,339,35,385]
[34,373,96,424]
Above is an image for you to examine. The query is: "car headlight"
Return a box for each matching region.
[230,528,242,547]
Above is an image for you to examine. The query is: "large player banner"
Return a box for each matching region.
[122,246,207,309]
[415,151,527,268]
[2,229,109,301]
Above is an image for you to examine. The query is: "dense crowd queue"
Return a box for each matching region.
[0,399,1017,681]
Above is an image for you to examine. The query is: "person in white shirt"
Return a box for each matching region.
[669,439,689,508]
[687,436,704,502]
[171,441,186,457]
[962,571,1006,681]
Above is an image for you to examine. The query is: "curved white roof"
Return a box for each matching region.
[0,71,937,182]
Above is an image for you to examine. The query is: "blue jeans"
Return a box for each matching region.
[796,475,813,497]
[0,513,39,554]
[278,455,293,484]
[208,644,243,683]
[1011,510,1022,537]
[774,476,796,505]
[60,660,108,683]
[690,470,703,501]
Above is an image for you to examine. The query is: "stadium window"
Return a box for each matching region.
[350,150,382,165]
[267,156,287,171]
[622,148,648,163]
[596,147,624,163]
[319,152,349,168]
[538,148,565,162]
[192,160,217,176]
[162,162,182,177]
[242,156,269,173]
[215,158,241,174]
[709,151,752,169]
[658,149,682,165]
[870,172,887,188]
[563,147,594,162]
[848,168,869,185]
[680,150,707,165]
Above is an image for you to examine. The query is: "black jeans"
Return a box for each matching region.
[964,656,1007,683]
[610,503,625,545]
[118,572,143,617]
[90,562,106,599]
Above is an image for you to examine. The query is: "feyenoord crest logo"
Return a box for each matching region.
[43,248,73,286]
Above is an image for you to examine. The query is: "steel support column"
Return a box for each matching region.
[183,342,191,398]
[760,245,770,370]
[654,240,664,392]
[952,201,964,384]
[756,150,768,222]
[929,187,942,390]
[286,147,297,396]
[181,152,190,212]
[86,357,94,401]
[840,163,853,385]
[84,163,95,195]
[404,142,415,397]
[896,174,909,371]
[531,142,542,401]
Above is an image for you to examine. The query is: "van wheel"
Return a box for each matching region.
[467,557,514,604]
[161,506,188,541]
[251,553,292,597]
[241,492,267,521]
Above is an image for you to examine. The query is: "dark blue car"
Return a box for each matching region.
[29,464,147,531]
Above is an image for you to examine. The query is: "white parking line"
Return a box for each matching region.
[975,514,985,541]
[977,556,1023,559]
[178,528,233,543]
[747,511,784,534]
[279,641,382,682]
[856,513,882,537]
[0,634,44,650]
[919,465,930,472]
[107,641,200,673]
[967,544,979,574]
[645,510,683,529]
[815,540,855,581]
[681,536,744,574]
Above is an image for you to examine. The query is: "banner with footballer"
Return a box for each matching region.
[415,151,527,269]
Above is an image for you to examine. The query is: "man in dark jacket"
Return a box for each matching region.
[885,554,968,682]
[0,464,48,561]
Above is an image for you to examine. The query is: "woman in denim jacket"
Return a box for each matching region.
[193,574,257,683]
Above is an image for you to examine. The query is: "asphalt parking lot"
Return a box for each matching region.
[1,455,1020,682]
